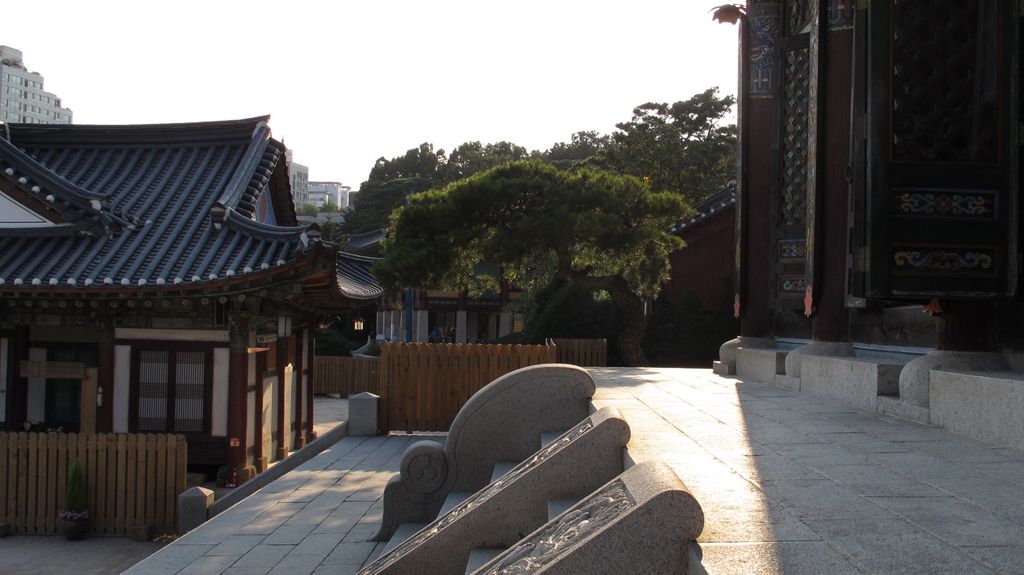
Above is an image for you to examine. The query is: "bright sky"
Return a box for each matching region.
[4,1,739,188]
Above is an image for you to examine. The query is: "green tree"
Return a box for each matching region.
[376,161,688,366]
[345,141,534,234]
[542,131,613,171]
[297,203,320,216]
[344,176,433,234]
[592,88,736,203]
[441,141,530,182]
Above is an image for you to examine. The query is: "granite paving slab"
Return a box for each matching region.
[124,368,1024,574]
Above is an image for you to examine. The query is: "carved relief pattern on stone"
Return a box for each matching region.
[361,418,595,573]
[893,189,996,219]
[480,479,636,574]
[892,247,996,275]
[782,47,809,226]
[891,0,999,163]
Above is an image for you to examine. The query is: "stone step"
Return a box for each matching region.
[383,522,427,554]
[540,431,561,448]
[474,462,704,574]
[547,498,580,521]
[440,491,472,517]
[489,461,517,483]
[464,547,505,574]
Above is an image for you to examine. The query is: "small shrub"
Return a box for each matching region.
[61,460,88,520]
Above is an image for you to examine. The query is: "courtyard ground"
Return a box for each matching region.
[125,368,1024,574]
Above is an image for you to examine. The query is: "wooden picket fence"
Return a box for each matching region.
[380,342,556,432]
[0,432,187,536]
[314,356,381,396]
[550,338,608,367]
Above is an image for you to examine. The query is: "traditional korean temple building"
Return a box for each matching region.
[666,182,737,310]
[718,1,1024,450]
[0,117,381,482]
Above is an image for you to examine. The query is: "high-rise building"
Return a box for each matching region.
[285,149,309,206]
[0,46,72,125]
[308,181,352,209]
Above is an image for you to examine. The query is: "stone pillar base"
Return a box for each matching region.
[277,447,289,461]
[718,336,774,375]
[784,340,855,378]
[712,361,736,376]
[899,350,1007,409]
[254,456,268,473]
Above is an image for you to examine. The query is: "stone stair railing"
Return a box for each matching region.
[471,462,704,574]
[372,364,596,542]
[361,407,630,574]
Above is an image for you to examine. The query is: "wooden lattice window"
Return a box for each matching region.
[132,346,212,434]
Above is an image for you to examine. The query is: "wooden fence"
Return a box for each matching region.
[550,338,608,367]
[314,355,380,396]
[0,432,187,536]
[380,342,556,432]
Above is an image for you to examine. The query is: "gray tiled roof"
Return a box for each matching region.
[336,252,383,300]
[0,117,381,300]
[669,181,737,235]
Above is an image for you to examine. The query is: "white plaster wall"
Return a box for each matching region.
[301,330,309,426]
[113,345,131,432]
[283,363,294,450]
[499,313,513,338]
[246,390,255,465]
[211,347,230,437]
[262,374,272,458]
[415,310,429,343]
[269,374,279,457]
[0,338,7,423]
[27,347,46,422]
[456,310,467,344]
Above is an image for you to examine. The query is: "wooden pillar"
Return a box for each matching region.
[293,331,306,448]
[96,318,115,433]
[227,318,250,481]
[305,327,316,440]
[253,350,266,472]
[809,23,853,342]
[275,333,290,460]
[9,324,29,428]
[738,1,779,340]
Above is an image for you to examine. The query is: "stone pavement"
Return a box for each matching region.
[126,368,1024,574]
[126,434,429,574]
[590,368,1024,574]
[0,532,165,574]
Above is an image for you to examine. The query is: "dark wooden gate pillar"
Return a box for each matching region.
[96,317,115,433]
[737,0,779,341]
[227,318,250,481]
[305,327,316,440]
[276,330,292,461]
[808,5,855,343]
[9,324,29,428]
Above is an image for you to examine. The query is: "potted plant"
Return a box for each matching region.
[60,460,89,540]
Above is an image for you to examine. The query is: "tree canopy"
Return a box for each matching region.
[375,161,689,366]
[591,87,736,203]
[344,87,735,234]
